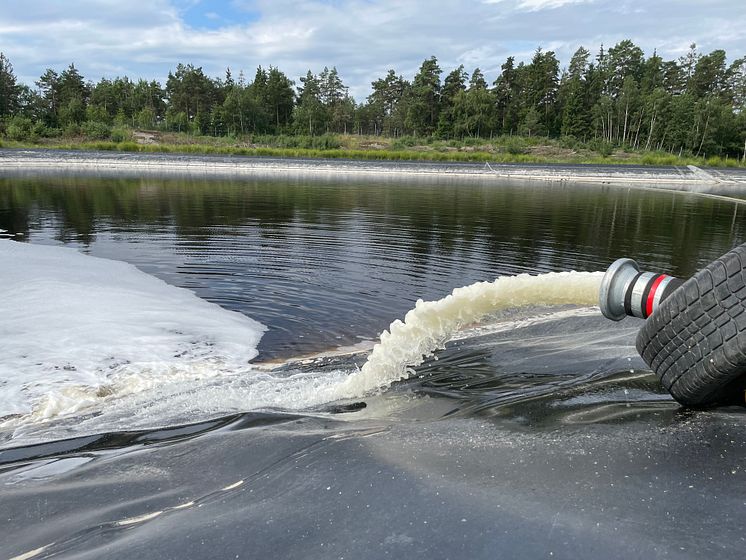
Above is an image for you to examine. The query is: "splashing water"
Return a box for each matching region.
[340,271,604,395]
[0,239,605,436]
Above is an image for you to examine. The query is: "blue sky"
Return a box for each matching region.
[177,0,260,29]
[1,0,744,101]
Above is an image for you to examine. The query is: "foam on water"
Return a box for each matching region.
[341,271,604,395]
[0,240,266,422]
[0,239,605,438]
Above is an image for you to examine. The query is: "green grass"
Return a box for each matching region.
[3,135,744,168]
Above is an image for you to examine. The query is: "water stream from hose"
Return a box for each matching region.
[0,239,604,437]
[341,271,604,395]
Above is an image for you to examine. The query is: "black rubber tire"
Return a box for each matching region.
[636,243,746,407]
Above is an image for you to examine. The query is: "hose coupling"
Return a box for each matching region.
[599,258,684,321]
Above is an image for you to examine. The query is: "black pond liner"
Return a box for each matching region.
[2,313,745,560]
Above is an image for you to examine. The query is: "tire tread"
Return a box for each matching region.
[636,243,746,406]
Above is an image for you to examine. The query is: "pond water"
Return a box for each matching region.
[1,174,743,359]
[1,170,745,559]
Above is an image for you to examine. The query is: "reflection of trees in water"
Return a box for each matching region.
[0,189,31,239]
[0,175,743,277]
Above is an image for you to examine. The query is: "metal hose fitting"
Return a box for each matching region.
[599,258,684,321]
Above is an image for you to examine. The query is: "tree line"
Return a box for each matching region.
[0,40,744,158]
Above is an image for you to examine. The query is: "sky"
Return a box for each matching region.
[1,0,744,101]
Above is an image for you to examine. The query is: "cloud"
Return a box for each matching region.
[1,0,744,102]
[484,0,594,11]
[518,0,592,10]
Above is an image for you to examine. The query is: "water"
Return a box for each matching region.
[2,173,743,361]
[1,168,746,559]
[0,239,601,433]
[346,271,603,394]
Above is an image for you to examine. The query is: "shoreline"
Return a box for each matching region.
[2,148,746,193]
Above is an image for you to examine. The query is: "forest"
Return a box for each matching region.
[0,40,745,160]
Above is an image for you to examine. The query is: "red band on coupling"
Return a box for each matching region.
[645,274,668,318]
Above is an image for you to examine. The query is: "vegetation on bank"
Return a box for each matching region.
[1,131,743,168]
[0,40,744,165]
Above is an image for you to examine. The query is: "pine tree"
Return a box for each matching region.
[264,66,295,132]
[0,53,19,119]
[452,68,494,138]
[493,57,521,134]
[166,64,218,130]
[405,56,442,136]
[368,70,408,136]
[437,65,467,138]
[35,68,60,127]
[294,70,324,135]
[559,47,591,138]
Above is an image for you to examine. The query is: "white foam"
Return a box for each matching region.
[55,367,354,434]
[0,239,606,438]
[0,240,266,422]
